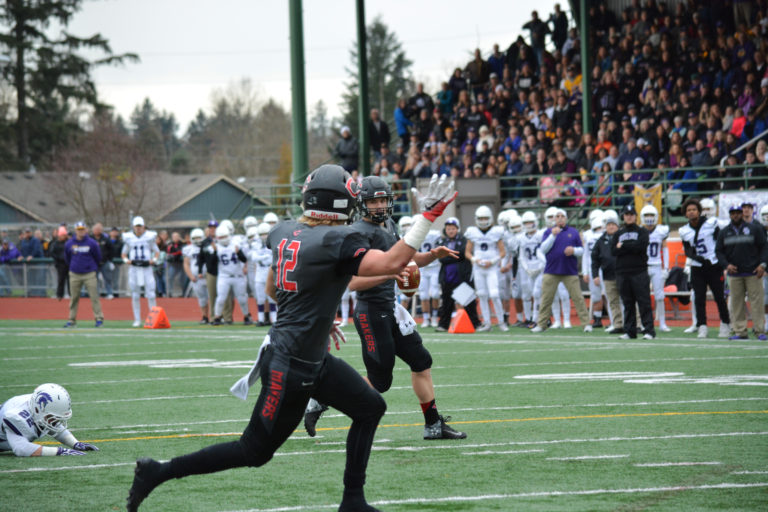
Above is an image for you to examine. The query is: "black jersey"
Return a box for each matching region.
[267,220,370,362]
[350,218,399,305]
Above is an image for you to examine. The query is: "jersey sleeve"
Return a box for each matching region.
[2,416,39,457]
[334,231,371,276]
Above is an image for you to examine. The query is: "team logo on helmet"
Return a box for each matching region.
[36,392,53,409]
[345,178,359,198]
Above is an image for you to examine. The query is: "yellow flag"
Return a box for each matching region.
[633,184,662,214]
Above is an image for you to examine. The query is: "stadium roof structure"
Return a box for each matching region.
[0,171,269,230]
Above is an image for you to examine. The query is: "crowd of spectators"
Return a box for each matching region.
[0,224,192,298]
[360,1,768,211]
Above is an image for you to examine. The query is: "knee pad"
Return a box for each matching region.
[655,292,665,302]
[489,290,500,300]
[400,340,432,373]
[368,371,393,393]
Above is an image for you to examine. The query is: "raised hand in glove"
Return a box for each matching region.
[411,174,457,222]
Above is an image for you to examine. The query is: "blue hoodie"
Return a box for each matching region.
[64,235,101,274]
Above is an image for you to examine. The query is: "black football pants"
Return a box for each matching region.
[617,271,655,338]
[164,345,386,491]
[691,264,730,327]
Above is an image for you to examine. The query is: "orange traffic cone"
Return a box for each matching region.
[448,308,475,333]
[144,306,171,329]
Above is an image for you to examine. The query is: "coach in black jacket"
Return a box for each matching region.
[591,213,623,333]
[611,204,655,339]
[436,217,480,331]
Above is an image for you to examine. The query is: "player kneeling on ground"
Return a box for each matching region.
[0,383,98,457]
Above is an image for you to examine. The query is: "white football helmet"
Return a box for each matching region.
[761,204,768,226]
[243,216,258,231]
[215,225,231,246]
[246,226,258,242]
[603,210,619,226]
[190,228,205,246]
[475,205,493,229]
[220,219,235,236]
[132,216,145,227]
[497,210,510,228]
[521,211,538,233]
[700,198,716,218]
[263,212,279,225]
[641,204,658,227]
[257,222,271,240]
[507,214,523,234]
[590,216,604,231]
[588,209,604,224]
[544,206,558,227]
[398,215,413,235]
[28,383,71,435]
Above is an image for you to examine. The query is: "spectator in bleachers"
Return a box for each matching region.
[394,98,412,149]
[368,108,390,159]
[465,49,490,100]
[335,126,359,172]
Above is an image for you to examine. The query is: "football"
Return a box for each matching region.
[398,261,420,297]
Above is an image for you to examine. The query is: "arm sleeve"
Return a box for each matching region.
[539,233,555,254]
[682,239,705,263]
[54,429,77,448]
[1,421,40,457]
[572,246,584,257]
[591,243,601,277]
[715,232,728,267]
[336,232,370,276]
[663,245,670,271]
[236,249,248,263]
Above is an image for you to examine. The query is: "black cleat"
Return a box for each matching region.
[304,403,329,437]
[423,415,467,440]
[199,316,209,325]
[126,458,163,511]
[211,317,223,326]
[243,314,253,326]
[591,318,603,328]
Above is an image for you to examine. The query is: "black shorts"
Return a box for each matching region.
[353,300,432,393]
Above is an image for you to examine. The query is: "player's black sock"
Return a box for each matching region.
[421,399,439,425]
[339,487,380,512]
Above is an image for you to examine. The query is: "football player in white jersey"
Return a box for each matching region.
[250,222,277,326]
[211,225,252,326]
[542,206,571,327]
[504,214,526,326]
[122,216,160,327]
[701,198,729,228]
[398,215,413,236]
[183,228,209,324]
[415,214,442,328]
[465,205,508,331]
[679,198,731,338]
[641,205,671,332]
[0,383,98,457]
[517,211,544,327]
[582,211,605,328]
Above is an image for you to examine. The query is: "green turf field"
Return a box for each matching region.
[0,320,766,511]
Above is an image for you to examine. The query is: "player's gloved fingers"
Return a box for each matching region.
[57,447,86,456]
[74,442,99,451]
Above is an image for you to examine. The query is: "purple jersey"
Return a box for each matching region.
[542,225,582,275]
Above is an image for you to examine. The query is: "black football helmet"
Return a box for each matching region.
[301,165,359,221]
[358,176,394,223]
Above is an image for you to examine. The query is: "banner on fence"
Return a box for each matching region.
[717,191,768,222]
[633,184,663,214]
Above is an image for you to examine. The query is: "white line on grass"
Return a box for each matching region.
[546,454,630,461]
[0,462,135,474]
[731,470,768,474]
[222,482,768,512]
[634,462,723,467]
[462,449,545,455]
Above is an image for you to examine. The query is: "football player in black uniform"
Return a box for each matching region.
[127,166,457,512]
[305,176,467,441]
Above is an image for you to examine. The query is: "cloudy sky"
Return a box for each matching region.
[68,0,559,133]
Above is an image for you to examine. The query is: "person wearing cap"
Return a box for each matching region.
[741,202,756,225]
[63,222,104,328]
[435,217,480,332]
[679,198,732,338]
[611,204,655,340]
[197,220,230,323]
[715,204,768,340]
[334,126,359,173]
[121,216,160,327]
[531,209,593,333]
[591,211,623,334]
[50,227,70,301]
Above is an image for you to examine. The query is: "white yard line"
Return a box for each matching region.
[0,462,135,474]
[546,454,630,461]
[635,462,723,467]
[462,449,545,455]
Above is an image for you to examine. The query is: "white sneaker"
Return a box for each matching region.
[551,321,562,329]
[659,325,671,332]
[643,333,655,340]
[697,325,708,338]
[531,325,544,333]
[605,325,617,334]
[583,325,593,333]
[132,320,141,327]
[684,325,697,334]
[563,321,572,329]
[431,317,440,328]
[106,294,114,300]
[498,322,509,332]
[618,333,631,340]
[476,322,492,332]
[718,323,731,338]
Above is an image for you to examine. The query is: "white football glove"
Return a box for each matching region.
[410,174,457,222]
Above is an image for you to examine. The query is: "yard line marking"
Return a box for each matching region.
[635,462,723,467]
[0,462,135,474]
[223,482,768,512]
[462,449,544,455]
[732,470,768,474]
[547,454,630,461]
[74,394,231,405]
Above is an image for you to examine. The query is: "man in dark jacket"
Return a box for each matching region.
[591,211,623,334]
[335,126,359,172]
[435,217,480,331]
[368,108,390,159]
[715,204,768,340]
[50,227,70,301]
[611,204,655,339]
[64,221,104,328]
[92,223,114,299]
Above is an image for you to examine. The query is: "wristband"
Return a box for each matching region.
[41,446,59,456]
[403,215,433,250]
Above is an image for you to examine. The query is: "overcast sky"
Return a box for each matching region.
[68,0,558,134]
